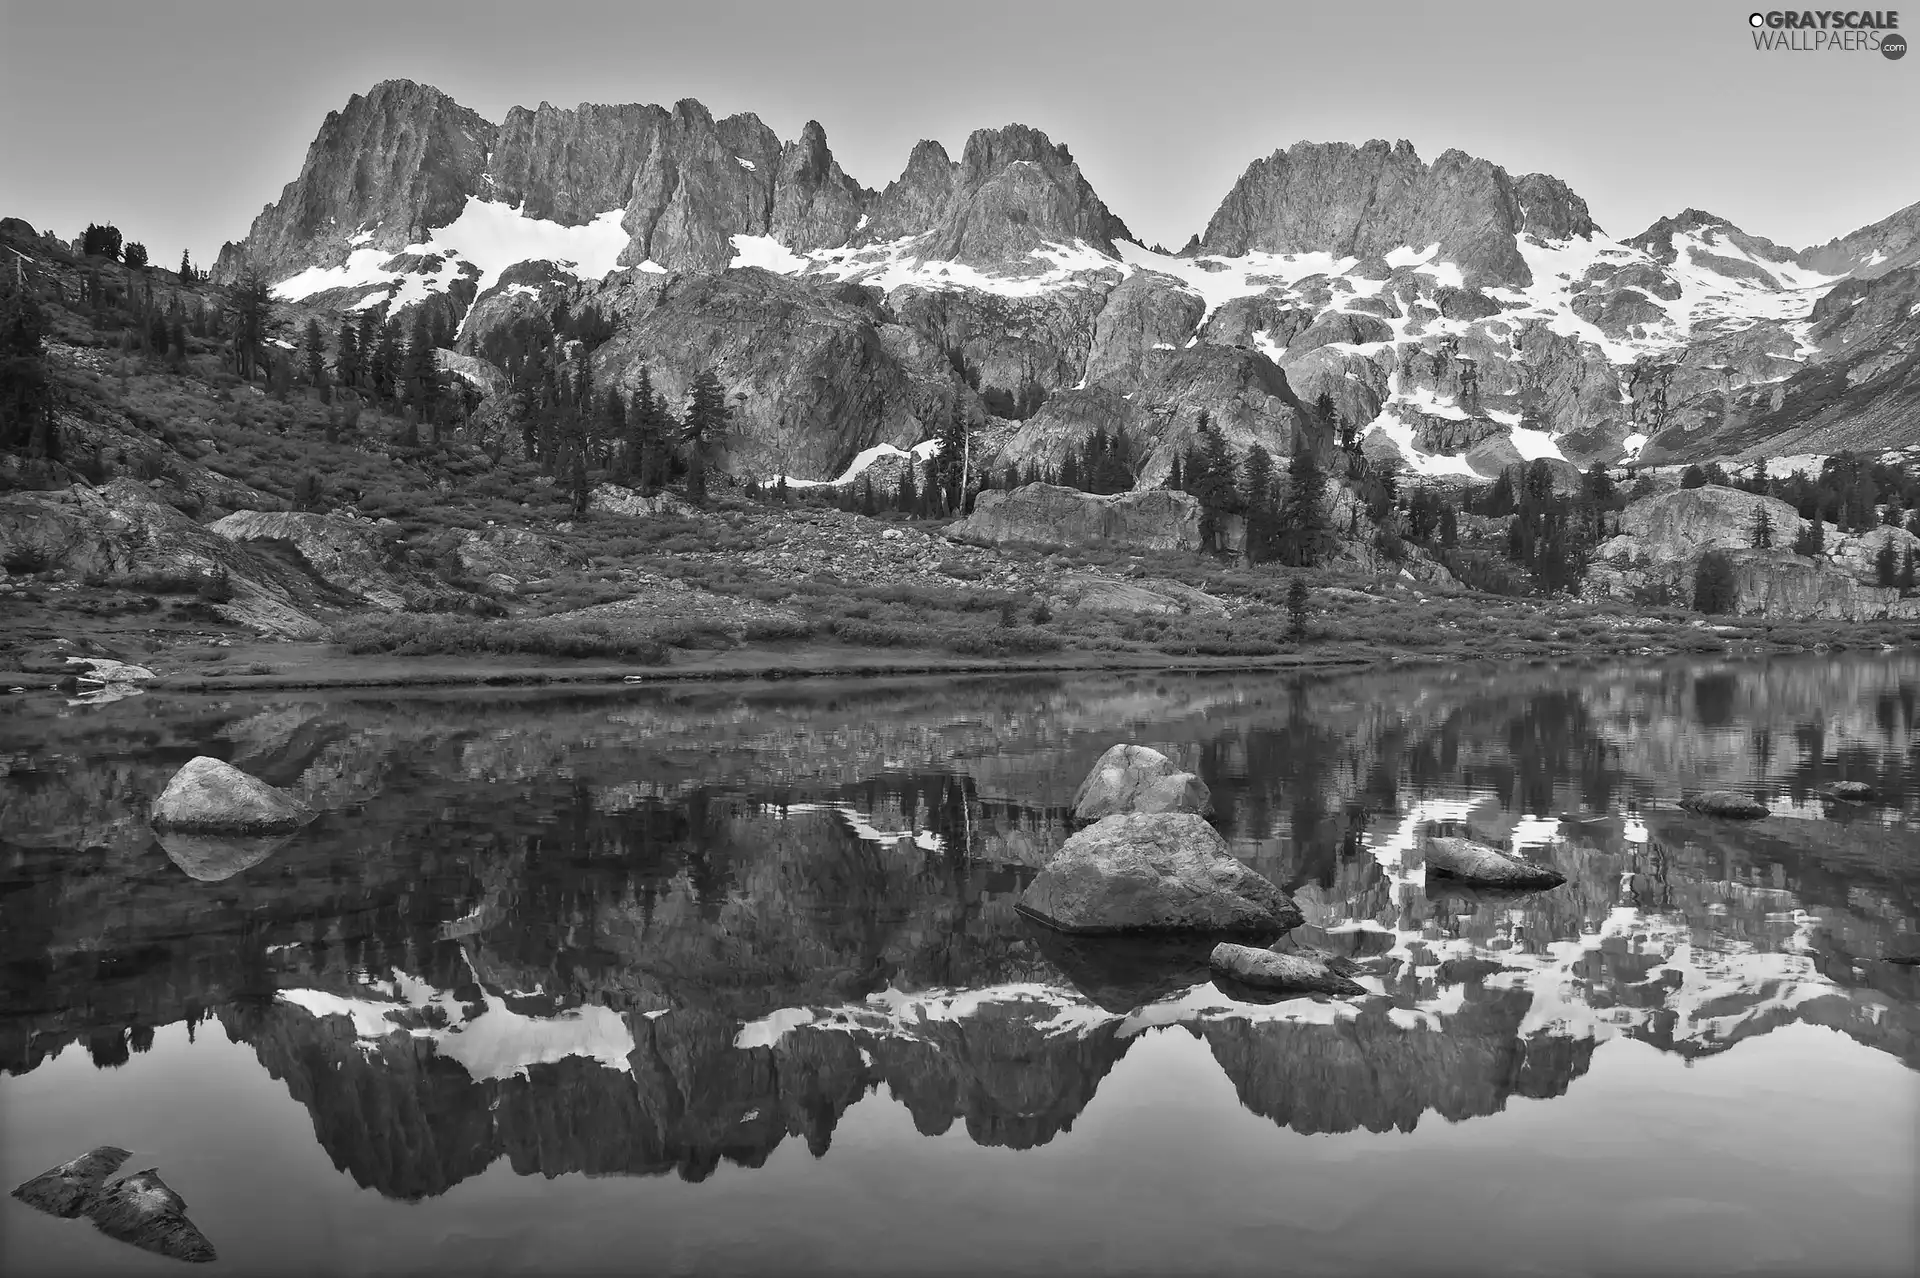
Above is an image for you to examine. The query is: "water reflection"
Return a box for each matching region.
[2,657,1915,1205]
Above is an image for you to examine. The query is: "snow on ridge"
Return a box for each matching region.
[735,155,756,171]
[274,198,630,311]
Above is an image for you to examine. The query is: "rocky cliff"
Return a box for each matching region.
[1587,486,1920,620]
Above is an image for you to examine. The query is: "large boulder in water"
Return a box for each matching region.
[1209,943,1368,996]
[1071,743,1212,822]
[84,1169,218,1263]
[1017,812,1301,936]
[11,1146,131,1217]
[1679,791,1770,820]
[151,756,310,833]
[1422,836,1566,889]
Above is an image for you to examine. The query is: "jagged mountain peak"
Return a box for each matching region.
[1199,138,1594,289]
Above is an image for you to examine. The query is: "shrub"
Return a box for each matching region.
[2,546,51,574]
[742,616,812,642]
[334,614,670,662]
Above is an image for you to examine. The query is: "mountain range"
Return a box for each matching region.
[218,79,1920,485]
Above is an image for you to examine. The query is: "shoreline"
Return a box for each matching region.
[12,633,1888,696]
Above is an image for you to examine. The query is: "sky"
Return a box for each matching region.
[2,0,1915,268]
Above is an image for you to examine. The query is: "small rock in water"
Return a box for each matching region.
[1422,837,1566,889]
[151,756,311,834]
[1679,791,1770,820]
[1209,943,1368,996]
[11,1146,131,1217]
[1826,781,1876,802]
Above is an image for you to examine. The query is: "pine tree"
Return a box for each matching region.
[405,308,438,424]
[1902,547,1916,593]
[302,316,326,391]
[1285,579,1311,641]
[1693,550,1738,614]
[334,318,360,390]
[859,476,878,517]
[123,242,148,270]
[1168,454,1183,492]
[1792,511,1825,557]
[223,264,275,381]
[570,446,590,514]
[933,402,973,509]
[1439,504,1459,549]
[897,457,917,512]
[373,316,401,404]
[1750,505,1775,550]
[1276,444,1332,567]
[681,367,729,504]
[1241,444,1277,561]
[0,278,59,458]
[1680,464,1708,490]
[1875,537,1898,587]
[178,249,194,284]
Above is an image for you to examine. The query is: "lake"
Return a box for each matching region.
[2,656,1916,1276]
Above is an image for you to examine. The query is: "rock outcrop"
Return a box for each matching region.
[1199,140,1594,289]
[1017,812,1301,935]
[1070,744,1213,822]
[1587,486,1920,620]
[151,756,312,834]
[947,483,1209,553]
[210,510,411,610]
[1421,837,1566,889]
[1209,943,1368,996]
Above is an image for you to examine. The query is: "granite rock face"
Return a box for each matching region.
[947,484,1208,553]
[216,79,495,281]
[1199,139,1594,289]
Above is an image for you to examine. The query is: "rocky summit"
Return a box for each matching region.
[212,79,1920,489]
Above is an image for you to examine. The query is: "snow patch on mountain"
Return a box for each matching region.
[275,199,634,308]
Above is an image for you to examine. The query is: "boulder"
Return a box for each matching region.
[66,657,155,685]
[1209,943,1368,996]
[11,1146,131,1217]
[83,1169,218,1264]
[210,509,410,610]
[1017,812,1301,936]
[151,756,311,834]
[1826,781,1877,802]
[1421,836,1566,889]
[1071,744,1213,821]
[1680,791,1770,820]
[947,484,1208,553]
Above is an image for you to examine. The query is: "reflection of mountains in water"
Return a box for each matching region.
[2,659,1916,1201]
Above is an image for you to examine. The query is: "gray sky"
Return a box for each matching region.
[3,0,1914,268]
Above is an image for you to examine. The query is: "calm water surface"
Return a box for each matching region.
[2,656,1916,1276]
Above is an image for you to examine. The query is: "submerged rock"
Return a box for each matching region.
[1017,812,1300,936]
[1422,837,1566,889]
[1209,943,1368,997]
[151,756,311,833]
[1070,743,1212,822]
[11,1146,130,1217]
[85,1169,218,1264]
[1679,791,1770,820]
[1826,781,1877,802]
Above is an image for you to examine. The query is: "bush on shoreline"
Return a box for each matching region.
[335,613,670,663]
